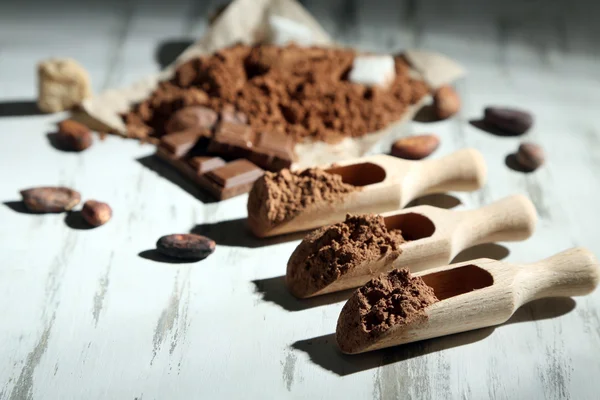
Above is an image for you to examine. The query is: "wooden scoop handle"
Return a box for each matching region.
[453,195,538,251]
[405,148,487,202]
[518,247,600,303]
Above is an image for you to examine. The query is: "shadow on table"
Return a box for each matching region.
[252,276,354,312]
[293,297,575,376]
[137,155,217,204]
[505,297,576,325]
[0,100,41,117]
[46,133,64,151]
[505,153,535,173]
[412,105,441,123]
[292,328,493,377]
[155,39,195,69]
[451,243,510,263]
[405,193,461,209]
[46,132,88,153]
[138,249,199,264]
[190,218,306,248]
[64,211,95,230]
[469,119,523,137]
[3,201,36,214]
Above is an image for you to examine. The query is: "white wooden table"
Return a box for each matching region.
[1,1,600,399]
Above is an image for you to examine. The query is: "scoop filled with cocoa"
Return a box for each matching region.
[247,148,488,238]
[286,195,537,298]
[336,247,600,354]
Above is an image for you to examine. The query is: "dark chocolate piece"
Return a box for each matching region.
[248,131,295,170]
[207,159,263,188]
[159,130,202,158]
[198,159,264,200]
[208,122,256,158]
[220,104,248,125]
[189,156,226,175]
[165,106,218,134]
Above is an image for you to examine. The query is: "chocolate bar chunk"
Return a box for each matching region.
[165,106,218,134]
[159,130,203,158]
[248,131,295,171]
[208,122,256,158]
[198,159,264,200]
[189,156,226,175]
[220,104,248,125]
[208,123,295,170]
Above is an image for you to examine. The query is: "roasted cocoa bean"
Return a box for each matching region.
[484,107,533,135]
[57,119,93,151]
[20,187,81,213]
[516,142,544,171]
[81,200,112,226]
[391,134,440,160]
[156,234,216,260]
[433,85,460,119]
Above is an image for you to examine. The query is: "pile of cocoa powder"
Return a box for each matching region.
[123,44,429,143]
[286,214,406,297]
[336,269,438,352]
[357,269,438,334]
[247,168,358,227]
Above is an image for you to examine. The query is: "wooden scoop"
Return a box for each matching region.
[287,195,537,298]
[336,247,600,354]
[248,148,487,237]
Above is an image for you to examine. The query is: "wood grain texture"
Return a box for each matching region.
[1,0,600,399]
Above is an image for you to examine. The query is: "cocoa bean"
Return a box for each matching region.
[20,187,81,213]
[56,119,93,151]
[484,107,533,135]
[433,85,460,119]
[391,134,440,160]
[81,200,112,226]
[516,142,544,171]
[156,234,216,260]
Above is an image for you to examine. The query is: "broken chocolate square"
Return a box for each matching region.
[159,130,204,158]
[188,156,226,175]
[208,122,256,158]
[220,104,248,125]
[248,131,295,171]
[198,159,264,200]
[165,106,218,134]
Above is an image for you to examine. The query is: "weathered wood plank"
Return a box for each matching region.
[1,0,600,399]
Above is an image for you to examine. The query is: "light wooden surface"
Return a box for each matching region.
[337,247,600,354]
[2,0,600,399]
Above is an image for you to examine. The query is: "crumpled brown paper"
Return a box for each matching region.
[79,0,465,168]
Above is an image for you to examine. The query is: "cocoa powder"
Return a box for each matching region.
[247,168,358,228]
[336,268,438,353]
[123,44,429,144]
[287,214,406,297]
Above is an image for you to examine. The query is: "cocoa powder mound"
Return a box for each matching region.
[336,269,438,353]
[247,168,358,227]
[123,44,429,143]
[287,214,406,297]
